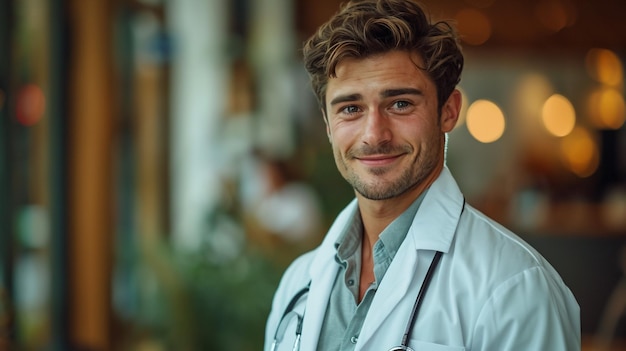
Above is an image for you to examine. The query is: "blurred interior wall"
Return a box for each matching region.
[0,0,12,348]
[67,0,115,349]
[248,0,298,158]
[49,0,70,348]
[0,0,11,291]
[167,0,228,250]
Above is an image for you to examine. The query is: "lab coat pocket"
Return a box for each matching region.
[408,339,466,351]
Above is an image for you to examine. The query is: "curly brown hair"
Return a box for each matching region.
[303,0,464,115]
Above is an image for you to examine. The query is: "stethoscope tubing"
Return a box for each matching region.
[271,284,310,351]
[272,250,443,351]
[398,250,444,347]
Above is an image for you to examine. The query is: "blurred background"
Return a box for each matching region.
[0,0,625,350]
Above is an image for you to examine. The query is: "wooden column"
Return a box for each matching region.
[67,0,114,349]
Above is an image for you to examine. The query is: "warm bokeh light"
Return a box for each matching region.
[512,73,554,137]
[534,0,577,32]
[559,126,599,177]
[466,99,506,143]
[585,48,624,86]
[541,94,576,137]
[587,86,626,129]
[455,8,492,46]
[15,84,46,126]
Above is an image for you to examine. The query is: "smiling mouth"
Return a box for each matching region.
[348,144,412,167]
[356,154,402,167]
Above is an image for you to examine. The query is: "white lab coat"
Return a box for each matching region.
[264,167,580,351]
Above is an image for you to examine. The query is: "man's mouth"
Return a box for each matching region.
[356,154,402,167]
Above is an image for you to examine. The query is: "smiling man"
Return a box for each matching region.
[265,1,580,350]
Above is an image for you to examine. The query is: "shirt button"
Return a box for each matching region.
[347,279,355,286]
[350,336,358,344]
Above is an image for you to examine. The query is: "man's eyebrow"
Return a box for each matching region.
[329,93,362,106]
[381,88,423,98]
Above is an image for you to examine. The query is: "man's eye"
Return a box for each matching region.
[342,105,360,114]
[394,100,410,109]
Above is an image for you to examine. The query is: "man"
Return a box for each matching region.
[265,0,580,350]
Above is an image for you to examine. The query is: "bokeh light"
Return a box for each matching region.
[512,73,554,137]
[455,8,492,46]
[587,86,626,130]
[466,99,506,143]
[559,126,599,177]
[585,48,624,87]
[15,84,46,126]
[534,0,577,32]
[541,94,576,137]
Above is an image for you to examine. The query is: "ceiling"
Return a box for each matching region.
[296,0,626,55]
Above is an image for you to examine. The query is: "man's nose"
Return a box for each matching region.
[362,109,392,146]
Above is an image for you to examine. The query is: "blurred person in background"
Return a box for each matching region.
[265,0,580,350]
[242,150,323,256]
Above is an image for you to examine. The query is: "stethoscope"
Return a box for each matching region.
[270,283,309,351]
[270,250,444,351]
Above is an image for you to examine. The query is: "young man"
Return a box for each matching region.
[265,0,580,350]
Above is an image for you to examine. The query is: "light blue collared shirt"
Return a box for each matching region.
[316,191,427,351]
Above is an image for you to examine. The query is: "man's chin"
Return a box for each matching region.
[354,185,400,201]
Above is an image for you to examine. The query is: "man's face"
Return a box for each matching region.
[323,50,460,201]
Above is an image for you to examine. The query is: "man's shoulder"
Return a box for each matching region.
[448,203,577,310]
[454,204,564,282]
[276,249,318,293]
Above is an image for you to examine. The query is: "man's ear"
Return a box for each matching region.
[441,89,462,133]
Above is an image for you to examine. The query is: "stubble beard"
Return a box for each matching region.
[334,141,440,201]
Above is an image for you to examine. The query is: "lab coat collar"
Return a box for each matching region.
[309,198,358,280]
[407,165,464,253]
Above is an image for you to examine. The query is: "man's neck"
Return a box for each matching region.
[357,163,443,247]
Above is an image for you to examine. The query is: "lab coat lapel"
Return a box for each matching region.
[410,166,464,252]
[301,199,358,351]
[301,255,336,350]
[357,237,421,347]
[356,167,464,348]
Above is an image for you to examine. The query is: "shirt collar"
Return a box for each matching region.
[378,189,427,260]
[333,189,429,268]
[334,208,362,268]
